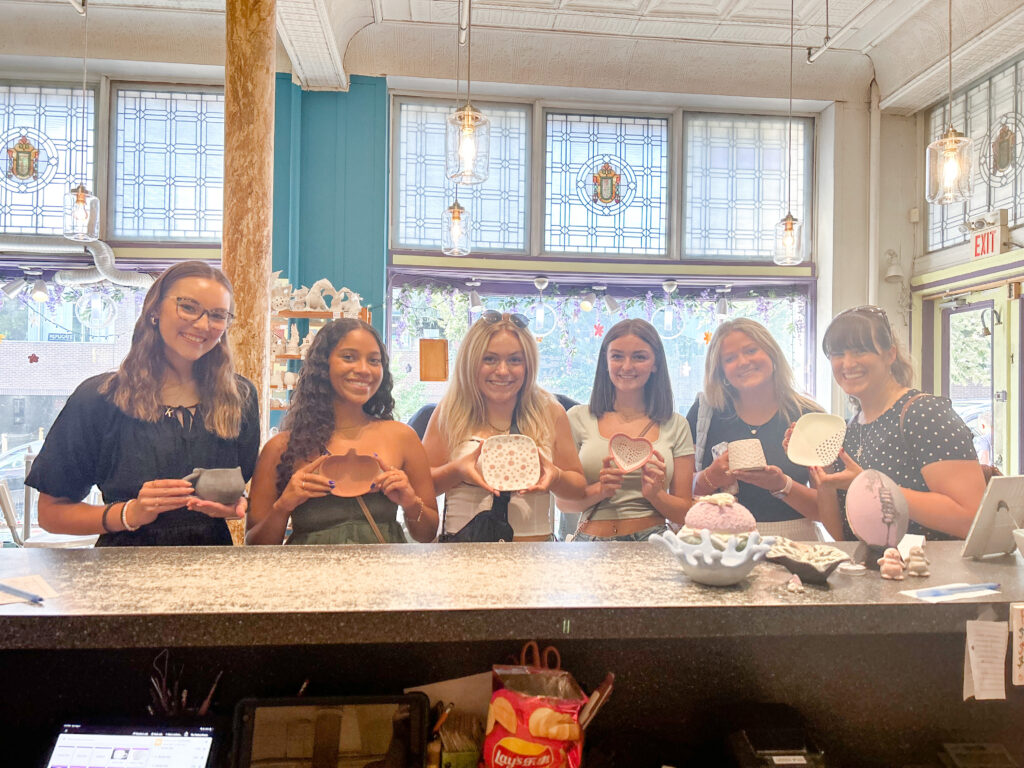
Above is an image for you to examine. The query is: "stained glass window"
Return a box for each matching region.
[926,56,1024,252]
[685,113,811,260]
[393,99,529,252]
[0,84,95,235]
[113,86,224,240]
[544,112,668,255]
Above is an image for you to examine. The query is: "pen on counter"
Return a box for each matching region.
[0,582,44,605]
[914,582,1000,598]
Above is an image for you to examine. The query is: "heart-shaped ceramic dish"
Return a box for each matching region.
[727,439,767,472]
[786,413,847,467]
[608,433,654,472]
[480,434,541,491]
[318,449,381,497]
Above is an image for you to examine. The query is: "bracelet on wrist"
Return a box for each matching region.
[120,500,139,532]
[771,475,794,499]
[101,502,117,534]
[409,496,425,523]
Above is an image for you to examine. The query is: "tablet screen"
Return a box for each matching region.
[45,722,216,768]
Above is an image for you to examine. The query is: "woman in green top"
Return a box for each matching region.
[247,319,438,544]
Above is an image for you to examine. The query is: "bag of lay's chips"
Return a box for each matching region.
[483,662,587,768]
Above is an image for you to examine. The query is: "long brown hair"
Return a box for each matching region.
[100,261,245,439]
[822,307,915,388]
[588,318,674,422]
[703,317,821,423]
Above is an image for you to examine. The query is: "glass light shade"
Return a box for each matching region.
[579,292,596,312]
[63,185,100,242]
[445,103,491,185]
[468,290,484,311]
[442,200,471,256]
[774,212,803,266]
[30,278,48,303]
[926,127,974,205]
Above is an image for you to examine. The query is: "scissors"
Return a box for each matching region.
[520,640,560,670]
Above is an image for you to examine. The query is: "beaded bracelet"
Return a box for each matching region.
[120,500,139,532]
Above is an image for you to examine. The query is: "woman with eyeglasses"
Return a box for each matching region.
[246,318,438,545]
[687,318,824,540]
[813,306,985,540]
[423,310,586,541]
[558,319,695,541]
[27,262,258,545]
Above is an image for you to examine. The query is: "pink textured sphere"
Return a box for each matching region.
[684,494,757,534]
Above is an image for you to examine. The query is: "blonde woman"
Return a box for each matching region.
[423,311,586,541]
[687,317,823,539]
[28,262,258,546]
[813,306,984,540]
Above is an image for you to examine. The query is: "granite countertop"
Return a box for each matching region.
[0,541,1019,650]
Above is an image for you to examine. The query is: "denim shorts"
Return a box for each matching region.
[570,524,667,542]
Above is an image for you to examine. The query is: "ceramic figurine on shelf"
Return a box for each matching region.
[786,573,805,593]
[286,326,300,356]
[283,371,298,389]
[272,333,285,356]
[299,331,314,359]
[290,285,309,311]
[905,545,930,577]
[335,286,363,319]
[269,368,285,389]
[307,278,335,312]
[877,547,905,580]
[270,271,292,313]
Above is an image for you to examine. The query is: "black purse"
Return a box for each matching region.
[439,413,520,543]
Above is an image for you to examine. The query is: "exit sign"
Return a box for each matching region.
[970,227,1003,260]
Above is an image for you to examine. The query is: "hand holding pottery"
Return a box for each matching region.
[595,456,625,499]
[608,433,654,472]
[732,464,787,492]
[280,453,333,511]
[369,454,418,508]
[786,413,847,467]
[187,494,247,520]
[182,466,246,506]
[479,434,541,492]
[132,477,197,525]
[640,450,668,500]
[703,448,734,490]
[455,441,497,496]
[520,449,559,495]
[812,449,862,491]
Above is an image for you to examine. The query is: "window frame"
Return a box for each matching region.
[389,92,816,266]
[389,94,534,255]
[107,80,226,245]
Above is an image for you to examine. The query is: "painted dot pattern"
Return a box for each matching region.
[815,432,845,465]
[480,435,541,491]
[840,390,977,540]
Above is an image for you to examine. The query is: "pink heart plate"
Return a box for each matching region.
[318,449,381,497]
[480,434,541,491]
[608,433,654,472]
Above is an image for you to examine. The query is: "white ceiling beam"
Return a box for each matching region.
[276,0,348,90]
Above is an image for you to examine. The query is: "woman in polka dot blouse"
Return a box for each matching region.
[811,306,985,540]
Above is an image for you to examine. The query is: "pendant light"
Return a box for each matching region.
[63,0,100,242]
[774,0,802,266]
[925,0,974,205]
[445,0,490,185]
[442,187,471,256]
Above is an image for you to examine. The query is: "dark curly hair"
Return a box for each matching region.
[276,319,395,495]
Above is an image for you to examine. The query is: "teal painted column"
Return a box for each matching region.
[272,74,388,333]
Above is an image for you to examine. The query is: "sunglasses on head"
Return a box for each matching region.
[836,305,893,334]
[480,310,530,329]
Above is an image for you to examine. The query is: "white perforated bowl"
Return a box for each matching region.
[786,413,847,467]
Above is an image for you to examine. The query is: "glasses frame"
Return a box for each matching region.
[172,296,235,328]
[480,309,530,330]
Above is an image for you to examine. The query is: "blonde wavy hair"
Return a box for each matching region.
[703,317,821,423]
[100,262,246,439]
[437,315,554,455]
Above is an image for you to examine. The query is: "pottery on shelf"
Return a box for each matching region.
[766,537,850,585]
[479,434,541,491]
[608,433,654,472]
[318,450,381,497]
[652,527,774,587]
[182,466,246,506]
[727,438,767,471]
[786,413,847,467]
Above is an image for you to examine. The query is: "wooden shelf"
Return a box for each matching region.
[274,354,301,360]
[272,310,333,319]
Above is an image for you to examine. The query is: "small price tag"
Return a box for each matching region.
[772,758,807,766]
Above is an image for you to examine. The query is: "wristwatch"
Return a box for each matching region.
[770,475,794,499]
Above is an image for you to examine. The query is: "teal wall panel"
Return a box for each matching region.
[272,74,388,332]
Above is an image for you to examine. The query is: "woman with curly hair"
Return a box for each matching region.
[423,311,585,541]
[28,261,258,546]
[247,318,438,544]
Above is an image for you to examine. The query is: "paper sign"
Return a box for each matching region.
[901,583,1002,603]
[405,671,493,722]
[1011,603,1024,686]
[0,575,57,605]
[963,620,1007,700]
[897,533,925,562]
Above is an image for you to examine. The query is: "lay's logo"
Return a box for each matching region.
[490,736,560,768]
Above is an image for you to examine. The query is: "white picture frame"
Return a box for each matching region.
[962,476,1024,559]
